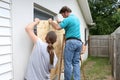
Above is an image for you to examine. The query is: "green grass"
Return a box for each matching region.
[80,56,112,80]
[71,56,112,80]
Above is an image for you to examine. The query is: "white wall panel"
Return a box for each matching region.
[0,63,12,74]
[0,0,12,79]
[0,46,12,55]
[0,37,11,45]
[0,27,11,36]
[0,8,10,18]
[0,72,12,80]
[0,54,12,65]
[0,1,10,9]
[0,18,10,27]
[1,0,11,3]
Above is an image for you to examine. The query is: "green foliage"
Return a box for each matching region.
[88,0,120,35]
[112,9,120,27]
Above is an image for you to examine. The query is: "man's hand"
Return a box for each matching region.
[48,18,53,24]
[48,18,62,30]
[56,19,61,23]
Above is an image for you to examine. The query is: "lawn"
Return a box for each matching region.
[80,56,113,80]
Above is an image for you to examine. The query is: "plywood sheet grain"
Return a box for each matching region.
[37,20,65,79]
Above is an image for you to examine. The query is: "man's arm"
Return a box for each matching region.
[48,18,62,30]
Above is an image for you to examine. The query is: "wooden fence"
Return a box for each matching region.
[112,34,120,80]
[88,34,120,80]
[88,35,110,57]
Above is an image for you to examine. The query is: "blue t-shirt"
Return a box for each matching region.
[59,14,81,39]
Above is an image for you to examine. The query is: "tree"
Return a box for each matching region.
[112,9,120,27]
[88,0,120,35]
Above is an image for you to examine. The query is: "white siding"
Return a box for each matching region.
[0,18,10,27]
[0,0,13,80]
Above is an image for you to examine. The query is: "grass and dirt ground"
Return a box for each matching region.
[80,56,114,80]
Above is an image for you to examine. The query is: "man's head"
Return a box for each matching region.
[59,6,72,18]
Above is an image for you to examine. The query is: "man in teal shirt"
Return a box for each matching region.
[59,14,80,39]
[49,6,82,80]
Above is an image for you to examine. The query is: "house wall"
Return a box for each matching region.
[12,0,89,80]
[0,0,13,80]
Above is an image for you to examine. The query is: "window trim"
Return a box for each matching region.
[34,3,57,17]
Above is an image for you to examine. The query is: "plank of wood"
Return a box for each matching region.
[37,20,65,79]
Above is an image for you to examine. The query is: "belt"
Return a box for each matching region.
[66,37,82,42]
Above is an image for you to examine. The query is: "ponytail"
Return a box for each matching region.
[47,43,54,65]
[45,31,57,65]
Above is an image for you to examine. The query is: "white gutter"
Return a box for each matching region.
[77,0,95,26]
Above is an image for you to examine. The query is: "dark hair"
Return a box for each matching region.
[45,31,57,65]
[59,6,72,14]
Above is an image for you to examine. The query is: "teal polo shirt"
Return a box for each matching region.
[59,14,81,39]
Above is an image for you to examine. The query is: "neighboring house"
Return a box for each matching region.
[111,26,120,36]
[0,0,93,80]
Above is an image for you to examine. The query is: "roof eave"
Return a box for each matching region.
[77,0,95,26]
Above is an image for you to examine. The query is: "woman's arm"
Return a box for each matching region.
[25,18,40,44]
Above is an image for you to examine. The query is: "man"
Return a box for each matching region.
[48,6,82,80]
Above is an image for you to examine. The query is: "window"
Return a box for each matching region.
[34,9,53,20]
[34,4,55,35]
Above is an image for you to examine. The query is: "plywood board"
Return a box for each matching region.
[37,20,65,79]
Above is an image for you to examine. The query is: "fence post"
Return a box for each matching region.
[88,36,90,56]
[115,33,120,80]
[112,35,116,80]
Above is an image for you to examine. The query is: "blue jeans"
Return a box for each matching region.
[64,39,82,80]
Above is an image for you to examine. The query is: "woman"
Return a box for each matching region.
[25,18,58,80]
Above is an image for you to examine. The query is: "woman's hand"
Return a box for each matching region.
[34,18,40,25]
[25,18,40,43]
